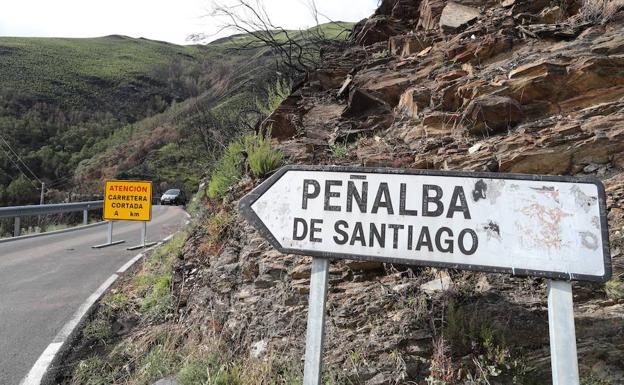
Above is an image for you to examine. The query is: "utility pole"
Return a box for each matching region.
[39,182,45,205]
[37,182,45,231]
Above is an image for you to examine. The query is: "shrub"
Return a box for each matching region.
[207,133,283,198]
[207,139,245,199]
[247,135,283,178]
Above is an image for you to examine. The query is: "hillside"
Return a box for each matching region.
[71,22,354,196]
[0,35,206,113]
[0,23,352,208]
[0,35,210,206]
[54,0,624,384]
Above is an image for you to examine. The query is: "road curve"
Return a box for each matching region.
[0,205,188,384]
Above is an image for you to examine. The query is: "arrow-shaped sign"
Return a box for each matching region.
[240,165,611,282]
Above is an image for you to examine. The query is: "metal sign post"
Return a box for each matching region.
[548,279,580,384]
[127,221,158,250]
[239,165,610,384]
[92,221,125,249]
[303,257,329,385]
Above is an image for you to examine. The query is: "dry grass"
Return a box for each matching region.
[575,0,624,25]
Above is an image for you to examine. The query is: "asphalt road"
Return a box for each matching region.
[0,205,188,384]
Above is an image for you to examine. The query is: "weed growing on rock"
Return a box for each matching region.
[140,273,172,318]
[605,277,624,300]
[200,209,235,255]
[246,134,284,178]
[208,139,247,199]
[428,337,456,384]
[130,232,187,320]
[441,300,537,384]
[71,357,114,385]
[581,374,613,385]
[330,143,349,158]
[207,133,283,198]
[82,317,113,344]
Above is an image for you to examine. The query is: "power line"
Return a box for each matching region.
[0,134,41,184]
[0,142,38,187]
[47,176,73,188]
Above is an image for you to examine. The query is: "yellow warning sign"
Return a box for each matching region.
[103,180,152,221]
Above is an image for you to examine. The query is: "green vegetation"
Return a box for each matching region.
[0,22,352,206]
[207,139,248,199]
[330,143,349,158]
[440,301,535,384]
[71,357,114,385]
[0,36,205,109]
[207,133,284,199]
[581,374,613,385]
[82,317,113,344]
[133,232,185,319]
[255,78,292,116]
[605,277,624,300]
[247,135,284,178]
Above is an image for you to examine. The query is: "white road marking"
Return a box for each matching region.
[20,274,119,385]
[116,253,144,274]
[19,342,63,385]
[19,216,185,384]
[116,237,169,274]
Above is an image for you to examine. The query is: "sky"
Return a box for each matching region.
[0,0,379,45]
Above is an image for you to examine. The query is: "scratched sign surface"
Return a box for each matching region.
[240,166,611,282]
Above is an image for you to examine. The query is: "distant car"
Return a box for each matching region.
[160,189,186,205]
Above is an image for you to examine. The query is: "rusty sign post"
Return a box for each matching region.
[240,165,610,385]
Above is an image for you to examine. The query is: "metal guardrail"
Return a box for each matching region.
[0,201,103,237]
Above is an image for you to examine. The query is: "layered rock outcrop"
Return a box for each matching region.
[180,1,624,383]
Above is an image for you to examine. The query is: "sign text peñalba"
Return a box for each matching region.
[240,166,611,282]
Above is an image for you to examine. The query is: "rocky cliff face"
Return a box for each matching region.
[178,1,624,384]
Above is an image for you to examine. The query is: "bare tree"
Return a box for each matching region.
[210,0,351,76]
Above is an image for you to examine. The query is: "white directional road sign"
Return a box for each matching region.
[240,166,611,282]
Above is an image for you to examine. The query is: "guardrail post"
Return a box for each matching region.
[14,217,20,237]
[83,209,88,225]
